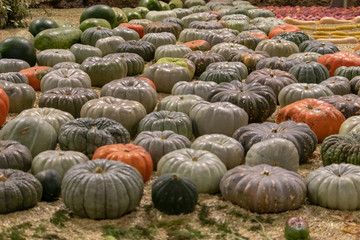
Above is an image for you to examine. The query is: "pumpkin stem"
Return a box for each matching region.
[307,104,314,110]
[179,96,184,100]
[124,149,130,152]
[63,75,68,78]
[0,174,7,182]
[95,166,104,174]
[161,135,167,140]
[304,86,309,90]
[270,128,277,133]
[166,116,173,119]
[262,170,270,176]
[172,174,178,180]
[192,157,198,162]
[92,126,98,130]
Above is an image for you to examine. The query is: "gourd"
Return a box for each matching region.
[34,169,62,202]
[37,49,76,67]
[171,80,217,100]
[157,94,204,116]
[0,140,32,172]
[0,81,36,114]
[69,44,102,64]
[95,36,125,56]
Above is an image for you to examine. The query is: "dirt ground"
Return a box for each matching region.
[1,7,360,240]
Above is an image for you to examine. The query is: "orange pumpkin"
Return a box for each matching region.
[137,76,156,90]
[19,66,53,91]
[268,24,301,39]
[0,87,9,126]
[355,44,360,52]
[207,11,222,20]
[183,40,211,51]
[276,98,345,142]
[317,51,360,76]
[92,143,153,182]
[248,33,269,40]
[119,23,145,38]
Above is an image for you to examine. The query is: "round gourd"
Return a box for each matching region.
[0,81,35,114]
[0,116,57,157]
[61,159,143,219]
[255,56,302,72]
[58,117,130,158]
[319,94,360,119]
[31,150,89,179]
[288,61,330,84]
[0,140,32,172]
[70,44,102,64]
[157,148,227,194]
[81,26,115,46]
[37,49,76,67]
[152,173,198,215]
[28,18,59,36]
[0,169,42,214]
[80,4,117,28]
[245,138,299,172]
[154,44,192,61]
[112,27,140,41]
[184,50,225,76]
[306,163,360,210]
[79,18,112,32]
[339,115,360,134]
[199,69,242,84]
[0,72,29,84]
[300,40,339,55]
[157,95,204,116]
[34,169,62,202]
[334,66,360,80]
[19,66,53,91]
[288,52,322,62]
[156,57,195,78]
[191,134,244,169]
[145,10,177,22]
[206,61,248,80]
[255,39,300,57]
[210,42,248,61]
[95,36,125,57]
[142,32,177,49]
[145,22,182,39]
[119,23,145,37]
[0,37,37,67]
[133,130,191,169]
[171,80,217,100]
[104,53,145,77]
[320,76,351,96]
[0,58,30,73]
[220,164,306,213]
[92,143,153,182]
[116,40,155,62]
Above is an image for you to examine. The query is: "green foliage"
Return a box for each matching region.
[1,0,31,28]
[50,209,72,227]
[0,222,32,240]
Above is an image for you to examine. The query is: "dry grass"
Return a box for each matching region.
[1,7,360,240]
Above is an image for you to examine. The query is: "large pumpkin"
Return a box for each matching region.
[276,98,346,142]
[92,143,153,182]
[61,159,143,219]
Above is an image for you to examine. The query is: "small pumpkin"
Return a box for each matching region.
[34,169,62,202]
[0,140,32,172]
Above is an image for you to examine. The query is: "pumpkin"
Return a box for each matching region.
[171,80,217,100]
[199,69,242,83]
[156,57,195,78]
[189,101,248,137]
[0,72,28,84]
[0,169,42,214]
[80,4,117,28]
[199,29,237,47]
[0,81,35,114]
[319,94,360,119]
[133,130,191,169]
[339,115,360,134]
[19,66,52,91]
[17,107,74,136]
[306,163,360,210]
[268,24,301,39]
[152,173,198,215]
[229,49,270,72]
[58,117,130,158]
[255,57,303,72]
[223,35,263,50]
[233,120,317,163]
[142,32,177,49]
[0,37,37,67]
[350,76,360,94]
[100,77,157,113]
[188,20,223,30]
[104,53,145,76]
[0,116,57,157]
[173,8,193,18]
[208,81,277,123]
[80,97,147,137]
[182,40,211,51]
[278,83,334,108]
[157,148,226,194]
[0,58,30,73]
[95,36,126,56]
[334,66,360,80]
[245,138,299,172]
[112,27,140,41]
[276,98,346,142]
[255,39,300,57]
[210,42,248,61]
[272,31,313,46]
[0,140,32,172]
[116,40,155,62]
[300,40,339,55]
[81,26,115,46]
[288,52,322,62]
[37,49,76,67]
[145,22,182,39]
[191,134,244,169]
[284,217,310,240]
[39,87,99,118]
[137,110,192,139]
[62,159,143,219]
[69,43,102,64]
[154,44,192,61]
[317,51,360,76]
[288,61,330,84]
[179,28,204,43]
[145,10,177,22]
[92,143,153,182]
[206,61,248,80]
[34,169,61,202]
[220,164,306,213]
[79,18,112,32]
[52,62,81,70]
[319,76,351,96]
[162,17,184,29]
[157,94,204,116]
[184,50,225,76]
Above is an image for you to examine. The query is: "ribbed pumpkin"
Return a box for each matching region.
[317,51,360,76]
[81,26,114,46]
[37,49,76,67]
[0,72,29,84]
[112,26,140,41]
[320,76,351,96]
[0,59,30,73]
[104,53,145,76]
[268,24,301,38]
[183,50,225,76]
[223,35,263,50]
[154,44,192,61]
[271,31,313,46]
[207,81,277,123]
[157,94,204,116]
[233,120,317,163]
[300,40,339,54]
[306,163,360,210]
[288,61,330,84]
[206,61,248,80]
[0,140,32,172]
[0,169,42,214]
[255,56,302,72]
[152,173,198,215]
[142,32,177,49]
[0,81,34,114]
[117,40,156,62]
[182,40,211,51]
[92,143,153,182]
[288,52,322,62]
[145,22,182,39]
[255,39,300,57]
[334,66,360,80]
[95,36,126,56]
[171,80,217,100]
[19,66,52,91]
[69,43,102,64]
[210,42,248,61]
[228,49,270,72]
[199,69,242,83]
[119,23,145,37]
[319,94,360,119]
[157,148,227,194]
[220,164,306,213]
[62,159,143,219]
[276,98,346,142]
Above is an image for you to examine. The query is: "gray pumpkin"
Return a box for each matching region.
[0,140,32,172]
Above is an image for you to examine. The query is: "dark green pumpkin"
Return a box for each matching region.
[34,27,82,51]
[255,57,303,72]
[350,76,360,94]
[35,169,62,202]
[152,173,198,215]
[272,31,313,46]
[28,18,59,37]
[138,0,162,11]
[81,26,114,46]
[79,18,112,32]
[299,40,339,54]
[223,35,263,50]
[80,4,117,28]
[334,66,360,81]
[288,61,330,84]
[0,37,37,67]
[199,69,242,83]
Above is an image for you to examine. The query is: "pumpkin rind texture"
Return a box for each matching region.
[35,169,62,202]
[61,159,144,219]
[0,140,32,172]
[220,164,307,213]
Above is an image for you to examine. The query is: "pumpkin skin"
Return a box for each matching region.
[255,56,302,72]
[220,164,306,214]
[0,37,37,67]
[207,81,277,123]
[152,173,198,215]
[320,76,351,96]
[191,134,244,169]
[34,169,62,202]
[142,32,177,49]
[0,117,57,157]
[0,72,29,84]
[183,40,211,51]
[133,130,191,169]
[276,98,346,142]
[268,24,301,39]
[245,138,299,172]
[105,53,145,76]
[62,159,143,219]
[157,94,203,116]
[157,148,227,194]
[19,66,53,91]
[0,81,34,114]
[306,163,360,210]
[112,27,140,41]
[300,40,339,55]
[272,31,313,46]
[288,52,322,63]
[70,43,103,64]
[288,61,330,84]
[145,22,182,39]
[58,117,130,158]
[80,4,117,28]
[319,94,360,119]
[255,39,300,57]
[189,101,249,137]
[0,140,32,172]
[79,18,112,32]
[0,59,30,73]
[137,110,193,139]
[31,150,89,179]
[233,121,317,163]
[223,35,263,50]
[81,26,115,46]
[339,115,360,134]
[184,50,225,76]
[154,44,192,61]
[210,42,247,61]
[206,61,248,80]
[350,76,360,94]
[92,143,153,182]
[334,66,360,80]
[37,49,76,67]
[317,51,360,76]
[0,169,42,214]
[171,80,217,100]
[95,36,126,57]
[118,23,145,38]
[117,40,156,62]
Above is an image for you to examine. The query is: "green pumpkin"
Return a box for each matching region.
[299,40,339,54]
[320,76,351,96]
[146,10,177,22]
[70,44,102,64]
[206,61,248,80]
[142,32,177,49]
[152,173,198,215]
[272,31,313,46]
[80,4,117,28]
[35,169,62,202]
[199,69,242,83]
[112,27,140,41]
[81,26,115,46]
[138,0,162,11]
[157,94,204,116]
[255,39,300,57]
[95,36,125,57]
[28,18,59,36]
[0,37,37,67]
[154,45,192,61]
[79,18,112,32]
[0,140,32,172]
[288,61,330,84]
[288,52,322,62]
[306,163,360,210]
[339,115,360,134]
[61,159,143,219]
[112,7,128,25]
[122,8,143,21]
[0,59,30,73]
[210,42,248,61]
[171,80,218,100]
[156,57,195,78]
[334,66,360,80]
[0,116,57,157]
[37,49,76,67]
[0,72,28,84]
[116,40,155,62]
[104,53,145,76]
[0,169,42,214]
[0,81,36,114]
